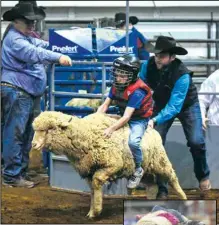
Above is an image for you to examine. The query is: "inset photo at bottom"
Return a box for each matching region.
[124,200,216,225]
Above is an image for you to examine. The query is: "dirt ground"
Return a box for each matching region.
[1,176,124,224]
[1,152,219,224]
[2,175,219,224]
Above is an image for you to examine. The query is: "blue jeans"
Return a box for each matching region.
[155,101,210,194]
[128,118,149,168]
[1,86,35,182]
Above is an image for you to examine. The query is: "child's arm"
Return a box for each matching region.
[97,97,112,113]
[104,106,135,137]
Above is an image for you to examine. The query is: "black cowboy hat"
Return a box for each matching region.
[17,1,46,19]
[114,12,139,27]
[3,2,45,21]
[145,35,188,55]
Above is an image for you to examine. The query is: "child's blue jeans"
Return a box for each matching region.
[128,118,149,168]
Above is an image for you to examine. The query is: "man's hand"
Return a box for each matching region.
[148,119,155,129]
[202,117,209,130]
[59,55,72,66]
[104,127,115,138]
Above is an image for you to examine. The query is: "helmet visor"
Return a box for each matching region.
[110,67,133,90]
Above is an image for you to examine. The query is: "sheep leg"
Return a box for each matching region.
[168,174,187,200]
[89,167,120,218]
[157,167,187,200]
[85,179,95,218]
[152,144,187,200]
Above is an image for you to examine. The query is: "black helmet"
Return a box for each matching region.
[110,54,141,90]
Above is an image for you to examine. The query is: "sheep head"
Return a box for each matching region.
[31,111,74,151]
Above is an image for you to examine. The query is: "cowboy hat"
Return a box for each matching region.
[17,1,46,19]
[3,2,45,21]
[114,12,139,27]
[145,35,188,55]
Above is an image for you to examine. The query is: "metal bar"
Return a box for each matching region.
[54,60,219,66]
[183,60,219,65]
[139,60,219,65]
[54,91,219,98]
[55,80,111,85]
[101,64,106,102]
[50,63,55,111]
[207,22,212,76]
[56,60,219,66]
[216,22,219,69]
[125,0,129,53]
[44,20,93,24]
[198,92,219,95]
[54,92,103,98]
[51,154,69,162]
[148,39,219,43]
[21,19,219,23]
[54,62,112,65]
[139,19,219,22]
[98,54,133,57]
[54,68,106,72]
[3,19,217,23]
[55,106,95,112]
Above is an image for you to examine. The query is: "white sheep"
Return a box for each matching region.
[31,111,187,218]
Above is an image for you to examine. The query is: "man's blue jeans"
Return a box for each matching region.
[1,86,35,182]
[154,101,210,194]
[128,118,149,168]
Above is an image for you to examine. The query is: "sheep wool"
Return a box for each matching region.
[65,98,102,109]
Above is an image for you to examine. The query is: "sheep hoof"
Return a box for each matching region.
[86,210,95,219]
[86,209,101,219]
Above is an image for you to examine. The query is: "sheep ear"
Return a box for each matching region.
[60,121,70,128]
[59,116,73,128]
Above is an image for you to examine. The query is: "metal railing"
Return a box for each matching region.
[49,59,219,111]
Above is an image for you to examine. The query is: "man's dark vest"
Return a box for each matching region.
[146,56,198,112]
[112,79,153,118]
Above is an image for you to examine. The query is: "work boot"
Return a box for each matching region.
[127,167,144,189]
[3,177,35,188]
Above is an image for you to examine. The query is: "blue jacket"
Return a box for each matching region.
[139,60,190,124]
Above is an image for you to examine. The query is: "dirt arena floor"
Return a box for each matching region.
[1,152,219,224]
[2,175,219,224]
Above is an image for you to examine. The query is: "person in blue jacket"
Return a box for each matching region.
[139,36,211,199]
[1,2,72,188]
[114,12,150,60]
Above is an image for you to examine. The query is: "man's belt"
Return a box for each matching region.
[1,82,32,97]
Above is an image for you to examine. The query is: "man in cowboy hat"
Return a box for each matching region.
[2,1,46,42]
[114,12,150,60]
[1,2,72,188]
[139,36,211,199]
